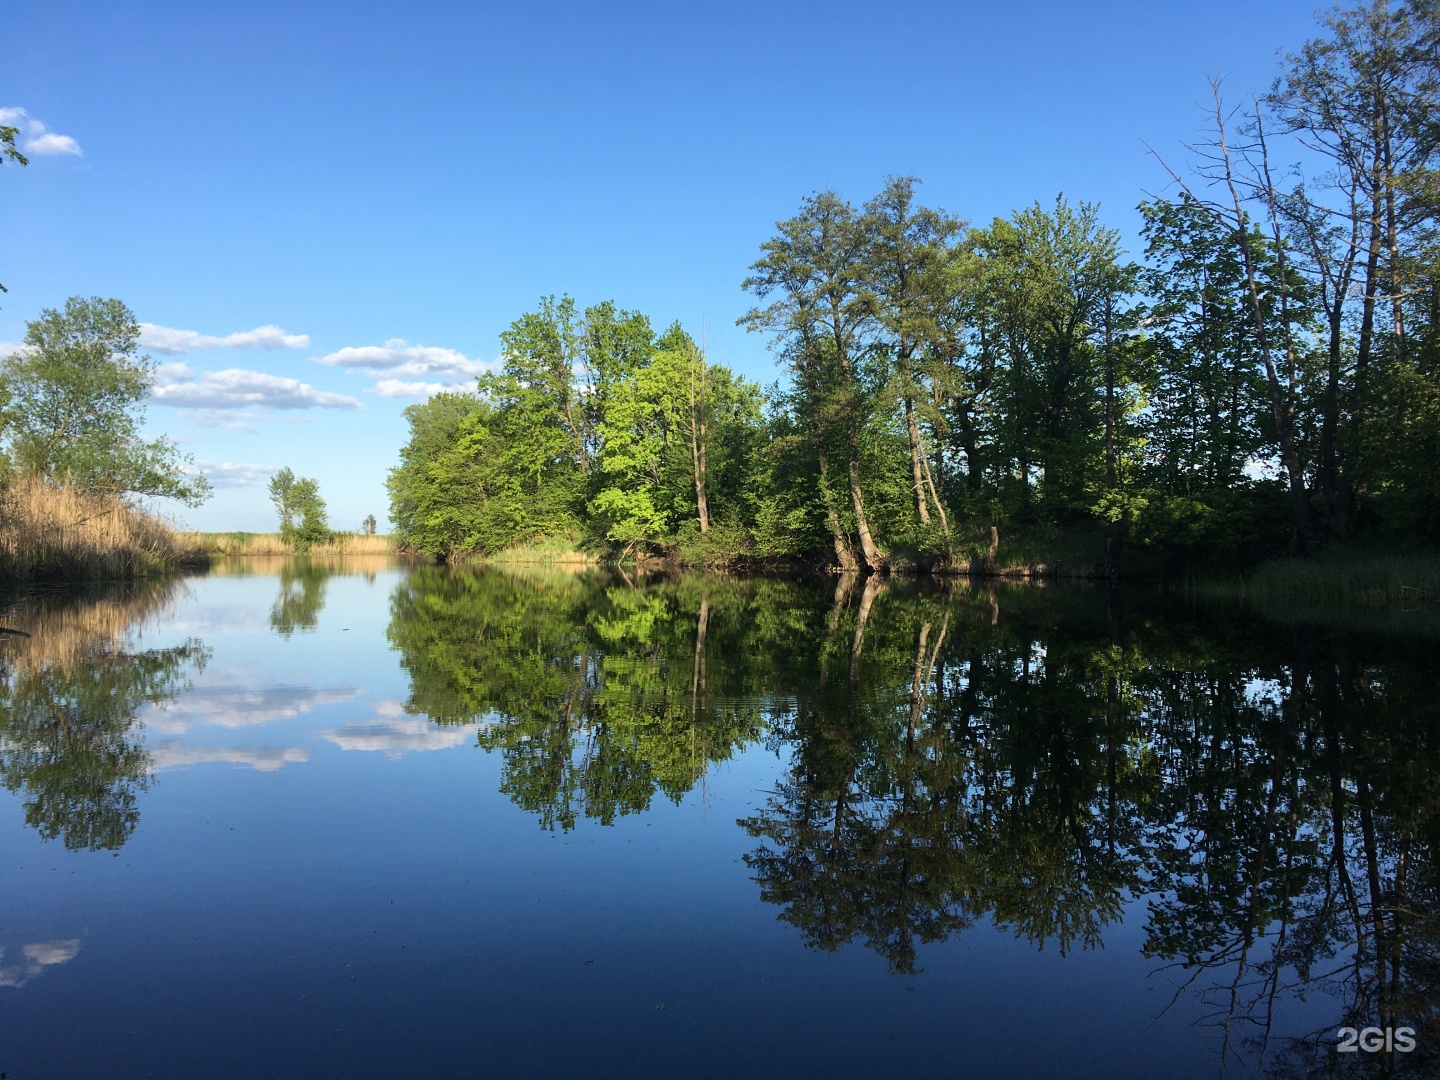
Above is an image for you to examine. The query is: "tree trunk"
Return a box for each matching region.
[904,395,931,525]
[689,345,710,535]
[1103,295,1122,574]
[817,445,857,573]
[848,446,885,573]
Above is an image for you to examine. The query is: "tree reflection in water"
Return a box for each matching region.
[0,582,208,851]
[269,558,331,637]
[386,568,1440,1074]
[387,566,810,830]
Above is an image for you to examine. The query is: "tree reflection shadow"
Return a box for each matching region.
[0,582,208,850]
[269,558,332,637]
[383,567,1440,1072]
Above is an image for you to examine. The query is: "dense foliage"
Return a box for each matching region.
[0,296,211,506]
[267,466,332,551]
[390,1,1439,569]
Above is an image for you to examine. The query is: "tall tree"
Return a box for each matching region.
[0,297,209,505]
[862,176,965,534]
[1269,0,1439,530]
[743,191,886,571]
[968,197,1131,515]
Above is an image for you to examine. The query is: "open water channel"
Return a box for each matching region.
[2,557,1437,1078]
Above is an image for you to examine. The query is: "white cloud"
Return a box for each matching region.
[316,338,495,399]
[184,461,277,488]
[149,742,309,772]
[373,378,471,398]
[143,674,361,732]
[0,107,82,157]
[0,341,32,358]
[320,701,479,758]
[25,132,82,156]
[0,939,81,988]
[140,323,310,355]
[152,362,361,412]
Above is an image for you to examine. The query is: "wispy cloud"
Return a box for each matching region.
[319,701,480,758]
[149,742,309,772]
[139,323,310,355]
[181,410,263,432]
[152,362,361,413]
[316,338,495,399]
[0,939,82,988]
[184,461,277,488]
[0,107,82,157]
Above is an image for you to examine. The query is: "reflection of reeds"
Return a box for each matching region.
[182,532,395,556]
[0,578,189,673]
[203,552,399,578]
[0,477,201,583]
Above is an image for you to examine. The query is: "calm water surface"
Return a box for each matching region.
[2,558,1437,1078]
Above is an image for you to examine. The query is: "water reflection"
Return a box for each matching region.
[4,562,1436,1075]
[0,582,208,851]
[382,568,1440,1073]
[269,558,331,637]
[0,938,81,988]
[386,567,788,829]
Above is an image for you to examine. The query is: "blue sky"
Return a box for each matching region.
[5,0,1328,531]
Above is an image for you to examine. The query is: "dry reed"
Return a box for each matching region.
[183,532,395,556]
[0,477,202,583]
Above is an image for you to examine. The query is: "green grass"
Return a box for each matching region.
[1183,544,1440,638]
[478,534,597,565]
[1195,546,1440,607]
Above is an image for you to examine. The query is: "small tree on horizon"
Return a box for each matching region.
[267,467,331,551]
[362,514,377,536]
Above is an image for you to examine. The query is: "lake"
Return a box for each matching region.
[2,558,1436,1078]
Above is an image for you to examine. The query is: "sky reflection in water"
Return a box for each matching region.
[2,558,1437,1079]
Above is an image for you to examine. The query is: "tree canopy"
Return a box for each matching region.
[0,296,210,506]
[384,0,1438,569]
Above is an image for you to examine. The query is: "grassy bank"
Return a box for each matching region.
[1193,546,1440,607]
[0,477,204,583]
[1183,546,1440,638]
[472,535,597,566]
[183,531,395,556]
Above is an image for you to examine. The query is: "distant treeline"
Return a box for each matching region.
[389,1,1440,570]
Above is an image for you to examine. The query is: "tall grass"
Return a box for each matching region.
[1193,548,1440,607]
[477,535,596,566]
[0,477,202,583]
[1182,546,1440,638]
[183,531,395,556]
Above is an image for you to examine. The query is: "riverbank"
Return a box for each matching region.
[1191,546,1439,606]
[0,477,206,584]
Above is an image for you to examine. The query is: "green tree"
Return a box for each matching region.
[862,175,966,536]
[743,191,886,572]
[268,467,330,550]
[0,297,210,505]
[966,197,1133,517]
